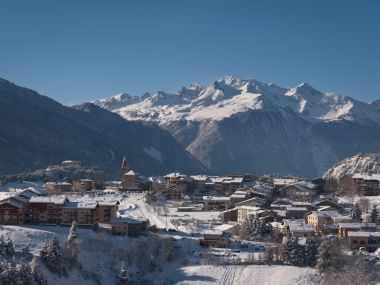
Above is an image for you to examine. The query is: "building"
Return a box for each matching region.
[315,198,344,212]
[285,206,308,219]
[121,170,141,190]
[283,219,315,237]
[220,208,238,223]
[237,206,261,223]
[164,173,193,200]
[352,174,380,196]
[43,182,72,194]
[111,217,149,237]
[61,200,97,225]
[306,211,352,233]
[203,196,231,211]
[28,196,67,224]
[61,160,81,169]
[96,200,119,223]
[279,182,317,200]
[73,179,93,192]
[338,223,377,238]
[0,199,25,225]
[348,231,380,251]
[199,230,230,248]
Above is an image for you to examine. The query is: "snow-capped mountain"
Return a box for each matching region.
[94,76,380,177]
[92,92,150,111]
[323,153,380,181]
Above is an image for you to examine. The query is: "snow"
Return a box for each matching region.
[95,76,380,126]
[172,265,317,285]
[143,146,164,162]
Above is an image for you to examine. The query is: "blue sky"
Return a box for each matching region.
[0,0,379,104]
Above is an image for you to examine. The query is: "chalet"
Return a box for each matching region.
[315,198,344,212]
[285,206,308,219]
[111,216,149,237]
[203,196,231,210]
[199,230,230,248]
[237,206,261,223]
[164,173,193,200]
[348,231,380,251]
[338,222,377,238]
[279,182,317,200]
[234,197,266,208]
[283,219,314,237]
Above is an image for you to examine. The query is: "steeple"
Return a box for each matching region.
[120,155,129,179]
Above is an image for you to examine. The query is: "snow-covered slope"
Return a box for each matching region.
[94,76,380,177]
[323,153,380,181]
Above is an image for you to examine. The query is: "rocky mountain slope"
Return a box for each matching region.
[323,153,380,181]
[0,78,206,176]
[96,76,380,177]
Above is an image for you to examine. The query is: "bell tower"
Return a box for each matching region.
[120,155,129,180]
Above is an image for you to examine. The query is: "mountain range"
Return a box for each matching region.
[94,76,380,177]
[0,78,205,177]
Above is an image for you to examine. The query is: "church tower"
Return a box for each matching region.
[120,155,129,180]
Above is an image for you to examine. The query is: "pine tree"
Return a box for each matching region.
[264,246,274,265]
[65,220,80,268]
[118,262,128,284]
[40,235,66,276]
[316,238,341,274]
[351,202,363,222]
[4,236,15,257]
[21,246,33,262]
[305,238,318,266]
[0,236,5,257]
[18,260,33,285]
[369,205,378,224]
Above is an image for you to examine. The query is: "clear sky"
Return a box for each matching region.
[0,0,379,104]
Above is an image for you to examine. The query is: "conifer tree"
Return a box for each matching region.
[351,202,362,222]
[118,262,128,284]
[369,205,378,224]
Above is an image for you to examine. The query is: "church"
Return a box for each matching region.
[120,155,142,191]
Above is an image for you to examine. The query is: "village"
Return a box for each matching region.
[1,156,380,284]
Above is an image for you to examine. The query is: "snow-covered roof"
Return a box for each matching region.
[348,231,380,238]
[203,196,230,201]
[111,216,147,223]
[125,170,139,176]
[29,196,67,205]
[338,223,376,229]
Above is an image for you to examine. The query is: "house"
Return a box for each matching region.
[283,219,314,237]
[338,223,377,238]
[348,231,380,251]
[191,175,210,190]
[315,198,344,213]
[199,230,230,248]
[111,216,149,236]
[164,173,193,200]
[121,170,141,190]
[230,190,249,205]
[279,182,317,200]
[203,196,231,211]
[285,206,308,219]
[306,211,352,233]
[234,197,266,208]
[220,208,238,223]
[73,179,93,192]
[352,174,380,196]
[43,182,72,194]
